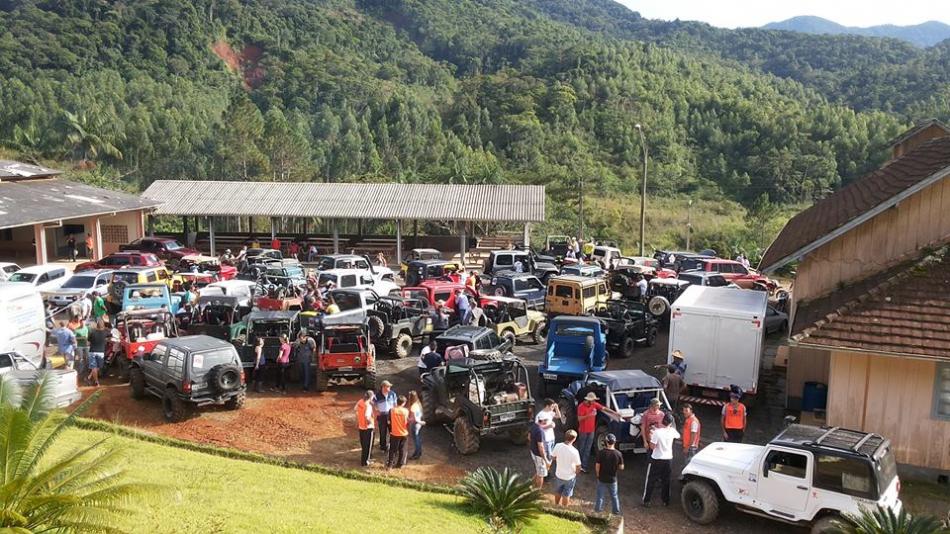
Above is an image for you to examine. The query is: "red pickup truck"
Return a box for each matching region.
[75,251,162,272]
[691,258,778,291]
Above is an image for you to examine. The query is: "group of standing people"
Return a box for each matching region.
[63,233,95,262]
[354,380,426,468]
[50,290,111,387]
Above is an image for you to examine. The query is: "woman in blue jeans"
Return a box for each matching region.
[407,390,426,460]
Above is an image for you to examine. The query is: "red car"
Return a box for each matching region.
[692,259,777,290]
[75,251,162,272]
[401,280,478,309]
[120,237,199,261]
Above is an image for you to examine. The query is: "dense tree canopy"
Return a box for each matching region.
[0,0,934,227]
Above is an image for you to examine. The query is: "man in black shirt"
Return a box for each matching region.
[528,420,549,489]
[594,433,624,515]
[86,319,109,387]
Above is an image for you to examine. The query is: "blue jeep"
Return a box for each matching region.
[559,370,671,455]
[122,283,181,315]
[538,316,607,395]
[481,271,546,309]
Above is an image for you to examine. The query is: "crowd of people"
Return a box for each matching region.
[353,380,427,469]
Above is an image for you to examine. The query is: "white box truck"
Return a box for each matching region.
[0,282,48,365]
[667,286,767,405]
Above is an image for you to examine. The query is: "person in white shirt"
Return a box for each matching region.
[550,430,582,506]
[642,413,680,507]
[417,341,434,378]
[534,398,562,457]
[636,275,648,299]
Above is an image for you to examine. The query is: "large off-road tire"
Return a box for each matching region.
[367,315,386,340]
[225,389,246,410]
[681,480,720,525]
[453,416,480,455]
[594,423,610,453]
[620,336,636,359]
[557,397,577,431]
[531,320,546,345]
[644,326,657,347]
[493,286,507,297]
[361,368,377,391]
[129,367,146,399]
[810,515,842,534]
[162,388,189,423]
[391,333,413,359]
[501,329,517,348]
[207,363,242,394]
[315,368,329,392]
[648,295,670,317]
[116,355,130,382]
[508,426,529,445]
[421,388,441,424]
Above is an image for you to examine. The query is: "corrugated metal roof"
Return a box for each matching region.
[0,160,62,180]
[142,180,545,223]
[0,178,160,229]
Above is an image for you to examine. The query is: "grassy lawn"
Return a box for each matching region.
[51,429,588,534]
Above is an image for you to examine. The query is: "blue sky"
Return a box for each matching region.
[616,0,950,28]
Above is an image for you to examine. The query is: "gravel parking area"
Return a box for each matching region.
[80,326,805,533]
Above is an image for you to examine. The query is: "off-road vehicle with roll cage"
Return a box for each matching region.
[420,352,534,455]
[680,424,902,534]
[593,299,658,358]
[129,335,246,422]
[329,288,431,358]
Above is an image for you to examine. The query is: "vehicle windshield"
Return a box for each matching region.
[554,324,595,337]
[164,240,184,250]
[875,446,899,494]
[403,289,428,302]
[678,273,702,285]
[3,265,18,274]
[8,272,36,283]
[250,320,292,337]
[332,292,363,311]
[318,273,338,286]
[316,257,337,271]
[191,348,237,377]
[101,256,133,266]
[112,272,140,284]
[61,276,96,289]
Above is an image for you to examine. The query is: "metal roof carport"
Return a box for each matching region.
[141,180,546,261]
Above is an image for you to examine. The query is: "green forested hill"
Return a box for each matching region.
[0,0,938,253]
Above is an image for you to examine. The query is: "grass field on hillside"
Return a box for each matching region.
[50,429,588,534]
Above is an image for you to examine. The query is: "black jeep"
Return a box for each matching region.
[434,325,512,359]
[330,288,432,358]
[594,300,658,358]
[129,335,246,422]
[421,354,534,455]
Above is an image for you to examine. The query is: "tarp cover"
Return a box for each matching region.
[585,370,661,392]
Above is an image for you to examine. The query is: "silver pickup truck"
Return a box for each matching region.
[0,352,82,409]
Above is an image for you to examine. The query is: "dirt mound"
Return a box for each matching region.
[211,39,264,89]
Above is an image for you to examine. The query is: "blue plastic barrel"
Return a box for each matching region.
[802,382,828,412]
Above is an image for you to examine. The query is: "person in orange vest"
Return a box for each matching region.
[721,393,747,443]
[355,390,377,467]
[387,395,410,469]
[681,403,701,462]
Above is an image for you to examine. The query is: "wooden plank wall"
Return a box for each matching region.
[827,351,950,471]
[795,178,950,303]
[786,346,831,410]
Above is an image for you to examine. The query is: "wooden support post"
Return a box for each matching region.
[209,217,216,256]
[395,220,402,265]
[333,222,340,254]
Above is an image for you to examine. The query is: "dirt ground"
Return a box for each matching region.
[79,328,814,533]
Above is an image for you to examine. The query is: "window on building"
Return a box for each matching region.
[934,363,950,420]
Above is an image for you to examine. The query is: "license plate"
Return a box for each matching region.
[338,366,353,372]
[498,412,516,422]
[543,373,557,380]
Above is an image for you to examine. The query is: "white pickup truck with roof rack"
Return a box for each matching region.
[680,424,902,534]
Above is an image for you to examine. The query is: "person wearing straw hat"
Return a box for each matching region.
[576,391,622,473]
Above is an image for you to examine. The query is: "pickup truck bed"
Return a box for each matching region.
[6,369,82,409]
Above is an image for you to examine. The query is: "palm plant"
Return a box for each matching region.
[830,505,949,534]
[63,109,125,163]
[458,467,542,530]
[0,374,149,532]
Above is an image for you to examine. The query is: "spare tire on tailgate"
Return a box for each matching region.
[207,363,242,394]
[110,280,127,303]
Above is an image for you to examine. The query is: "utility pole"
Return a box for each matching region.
[635,124,648,256]
[686,199,693,250]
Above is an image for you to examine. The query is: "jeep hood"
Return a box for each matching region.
[687,443,763,475]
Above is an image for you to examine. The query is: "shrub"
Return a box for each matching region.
[830,505,949,534]
[458,467,543,530]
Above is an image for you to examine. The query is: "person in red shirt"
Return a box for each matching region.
[387,396,410,469]
[270,236,281,252]
[288,240,300,260]
[681,403,701,462]
[640,398,666,452]
[576,391,622,472]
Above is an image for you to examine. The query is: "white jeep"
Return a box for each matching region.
[680,424,902,534]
